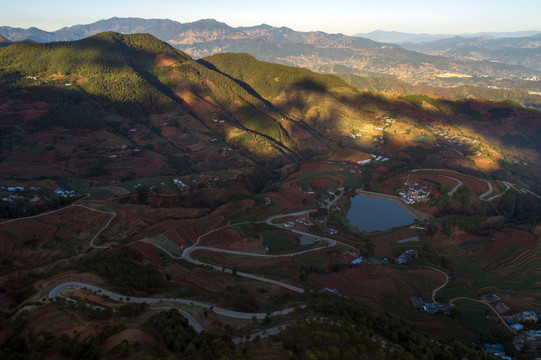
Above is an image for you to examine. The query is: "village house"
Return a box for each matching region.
[396,249,418,264]
[173,178,189,191]
[521,311,538,322]
[295,218,313,226]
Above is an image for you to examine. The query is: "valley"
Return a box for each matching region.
[0,32,540,359]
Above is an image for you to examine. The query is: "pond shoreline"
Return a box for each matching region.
[355,189,424,221]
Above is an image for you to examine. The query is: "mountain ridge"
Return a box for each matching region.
[0,17,538,85]
[2,32,540,180]
[400,34,541,71]
[355,29,541,44]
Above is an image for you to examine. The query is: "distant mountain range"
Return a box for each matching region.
[354,30,541,44]
[0,17,538,85]
[400,34,541,71]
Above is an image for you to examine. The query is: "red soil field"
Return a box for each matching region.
[310,178,338,188]
[327,148,371,163]
[486,229,537,249]
[0,206,109,269]
[24,304,89,339]
[309,266,445,306]
[102,329,155,351]
[199,228,264,253]
[129,242,163,266]
[191,249,290,269]
[34,271,105,292]
[370,228,420,257]
[176,268,242,292]
[100,202,207,243]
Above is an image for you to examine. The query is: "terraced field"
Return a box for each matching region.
[436,230,541,309]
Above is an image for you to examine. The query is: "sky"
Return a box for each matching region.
[2,0,540,35]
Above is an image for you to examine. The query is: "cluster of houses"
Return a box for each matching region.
[1,185,77,203]
[53,188,77,198]
[398,184,431,205]
[512,325,541,355]
[410,222,428,230]
[370,154,390,163]
[323,227,338,235]
[172,175,224,192]
[316,187,344,208]
[2,185,32,203]
[395,249,418,264]
[173,178,190,191]
[108,145,143,159]
[487,326,541,358]
[410,296,452,315]
[375,114,396,127]
[300,185,316,195]
[372,135,385,145]
[506,309,540,328]
[410,290,541,356]
[349,132,365,139]
[483,343,511,359]
[419,121,481,157]
[333,251,363,265]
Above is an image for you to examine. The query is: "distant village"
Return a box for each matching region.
[409,292,541,358]
[172,174,225,192]
[1,185,78,204]
[397,176,432,205]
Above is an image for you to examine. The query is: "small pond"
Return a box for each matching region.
[346,195,414,233]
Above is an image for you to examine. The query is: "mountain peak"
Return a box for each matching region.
[188,19,231,30]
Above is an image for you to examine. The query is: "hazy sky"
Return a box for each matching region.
[2,0,540,35]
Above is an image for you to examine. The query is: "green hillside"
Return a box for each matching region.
[1,32,541,186]
[201,53,354,99]
[0,32,190,115]
[0,33,306,161]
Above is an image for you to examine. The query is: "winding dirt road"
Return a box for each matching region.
[411,168,513,202]
[428,267,449,303]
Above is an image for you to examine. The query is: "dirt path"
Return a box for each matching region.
[49,280,314,341]
[136,204,341,294]
[49,281,303,320]
[411,168,514,202]
[449,297,516,333]
[427,267,449,303]
[480,182,510,201]
[440,175,462,196]
[73,203,116,249]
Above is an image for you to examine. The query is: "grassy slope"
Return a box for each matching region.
[0,33,303,163]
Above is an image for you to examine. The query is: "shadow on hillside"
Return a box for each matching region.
[3,34,541,184]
